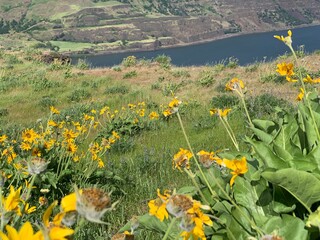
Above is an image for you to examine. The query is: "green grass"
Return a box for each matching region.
[0,49,313,239]
[50,41,95,52]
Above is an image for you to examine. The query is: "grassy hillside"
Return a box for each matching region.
[0,47,320,238]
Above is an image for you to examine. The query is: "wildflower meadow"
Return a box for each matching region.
[1,30,320,240]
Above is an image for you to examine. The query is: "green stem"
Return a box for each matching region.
[162,217,177,240]
[220,117,239,151]
[184,169,217,206]
[176,112,217,198]
[25,174,36,202]
[239,93,253,128]
[74,217,86,235]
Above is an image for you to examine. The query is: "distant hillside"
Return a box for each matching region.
[1,0,320,53]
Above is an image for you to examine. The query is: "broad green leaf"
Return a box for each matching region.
[251,127,274,144]
[176,186,197,195]
[273,201,296,214]
[273,143,293,162]
[298,104,318,151]
[262,168,320,209]
[252,119,277,133]
[246,138,289,169]
[273,112,300,153]
[227,207,253,239]
[120,214,178,239]
[271,186,297,214]
[233,177,266,223]
[290,158,317,172]
[262,215,308,240]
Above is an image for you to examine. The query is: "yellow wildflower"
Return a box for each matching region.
[83,114,94,121]
[225,78,245,91]
[180,200,213,240]
[66,142,77,154]
[210,108,231,117]
[50,106,60,114]
[149,111,159,120]
[128,103,136,109]
[0,222,43,240]
[168,98,182,109]
[48,120,58,127]
[296,88,304,101]
[22,129,39,143]
[216,157,248,187]
[63,129,78,142]
[61,192,77,213]
[39,196,48,206]
[197,150,217,168]
[303,74,320,84]
[44,139,55,150]
[98,160,105,168]
[2,147,17,163]
[173,148,193,171]
[99,106,110,115]
[276,62,296,82]
[31,147,41,157]
[148,189,170,221]
[41,201,74,240]
[274,30,292,47]
[112,131,120,139]
[24,203,37,214]
[163,108,174,117]
[0,134,7,143]
[2,186,22,214]
[21,142,32,151]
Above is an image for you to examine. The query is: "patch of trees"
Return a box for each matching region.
[0,18,40,34]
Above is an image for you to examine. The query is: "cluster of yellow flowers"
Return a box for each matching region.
[173,148,248,187]
[163,98,182,117]
[0,100,165,239]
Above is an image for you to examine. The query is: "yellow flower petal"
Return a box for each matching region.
[61,193,77,212]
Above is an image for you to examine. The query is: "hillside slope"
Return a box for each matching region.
[1,0,320,53]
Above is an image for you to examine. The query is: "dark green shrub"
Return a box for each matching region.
[260,73,286,84]
[67,89,91,102]
[0,108,9,117]
[211,94,239,108]
[198,70,215,87]
[123,71,137,79]
[76,59,90,70]
[105,85,129,95]
[154,54,171,69]
[246,93,293,119]
[121,56,137,67]
[39,96,57,109]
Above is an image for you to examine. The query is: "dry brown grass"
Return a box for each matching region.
[83,53,320,104]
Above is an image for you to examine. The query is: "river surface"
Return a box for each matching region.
[72,25,320,67]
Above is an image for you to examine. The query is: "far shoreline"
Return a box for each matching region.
[65,22,320,57]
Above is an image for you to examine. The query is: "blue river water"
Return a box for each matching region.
[72,25,320,67]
